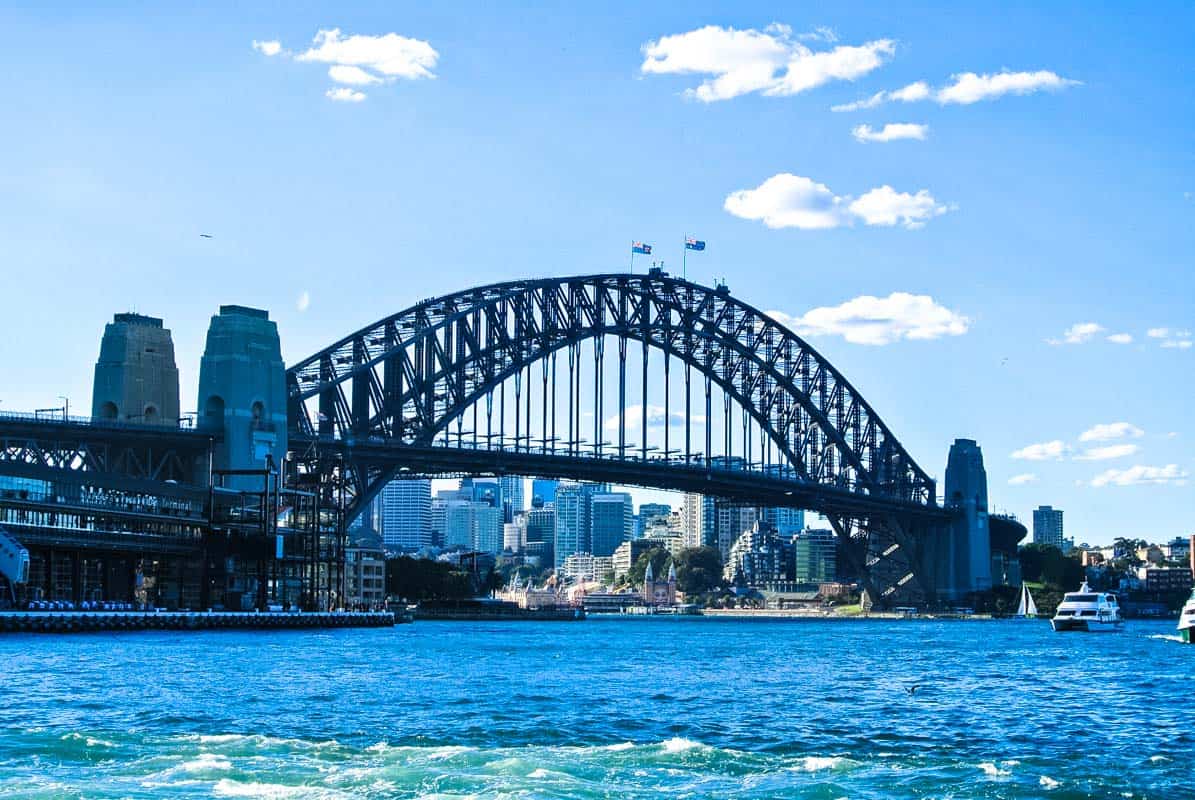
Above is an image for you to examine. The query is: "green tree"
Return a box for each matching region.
[626,547,670,587]
[385,556,473,601]
[674,546,723,595]
[1018,543,1084,589]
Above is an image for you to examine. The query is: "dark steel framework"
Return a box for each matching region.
[287,273,950,602]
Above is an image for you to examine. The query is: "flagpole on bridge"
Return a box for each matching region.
[682,234,687,280]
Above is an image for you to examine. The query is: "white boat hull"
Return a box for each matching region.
[1051,616,1123,633]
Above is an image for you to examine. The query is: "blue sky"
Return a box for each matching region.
[0,2,1191,545]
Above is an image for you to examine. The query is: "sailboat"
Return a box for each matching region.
[1014,584,1039,618]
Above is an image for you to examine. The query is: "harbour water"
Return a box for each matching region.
[1,618,1191,799]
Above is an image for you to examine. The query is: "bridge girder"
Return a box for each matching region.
[286,274,939,529]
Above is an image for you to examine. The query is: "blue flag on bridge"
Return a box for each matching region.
[685,237,706,251]
[631,241,652,255]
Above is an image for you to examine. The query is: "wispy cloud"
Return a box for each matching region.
[253,28,438,102]
[1046,322,1104,345]
[326,87,366,103]
[1079,422,1143,442]
[725,173,950,230]
[604,404,704,431]
[1011,440,1068,461]
[851,123,928,143]
[297,291,311,312]
[833,69,1079,111]
[1007,473,1037,486]
[1106,333,1133,344]
[1074,443,1139,461]
[640,24,894,102]
[1089,464,1189,488]
[767,293,969,346]
[252,39,282,57]
[1147,327,1193,349]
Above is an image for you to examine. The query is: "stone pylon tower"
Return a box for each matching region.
[197,306,287,487]
[941,438,992,597]
[91,313,180,426]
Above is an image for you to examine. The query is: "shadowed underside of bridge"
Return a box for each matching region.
[285,273,952,602]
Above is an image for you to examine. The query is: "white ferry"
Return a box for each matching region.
[1050,580,1123,632]
[1178,588,1195,644]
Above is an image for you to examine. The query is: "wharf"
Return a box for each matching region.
[0,610,401,634]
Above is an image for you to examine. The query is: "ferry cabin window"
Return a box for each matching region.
[1065,594,1098,602]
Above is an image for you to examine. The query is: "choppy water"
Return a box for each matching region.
[1,618,1192,799]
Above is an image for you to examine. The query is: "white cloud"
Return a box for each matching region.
[256,28,438,101]
[297,291,311,312]
[1079,422,1144,442]
[851,123,928,143]
[1074,443,1140,461]
[1011,440,1068,461]
[767,293,969,346]
[936,70,1080,105]
[847,186,948,228]
[1089,464,1189,488]
[1046,322,1104,345]
[1148,327,1193,348]
[640,24,894,103]
[1106,333,1133,344]
[329,65,384,85]
[296,28,438,80]
[252,39,282,57]
[724,173,949,230]
[326,87,366,103]
[604,404,703,431]
[832,80,929,111]
[1008,473,1037,486]
[833,70,1078,111]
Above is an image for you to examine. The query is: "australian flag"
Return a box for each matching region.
[685,237,706,251]
[632,241,652,255]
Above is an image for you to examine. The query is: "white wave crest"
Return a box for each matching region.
[978,762,1011,777]
[182,753,233,772]
[661,737,706,753]
[1040,775,1061,789]
[794,756,847,772]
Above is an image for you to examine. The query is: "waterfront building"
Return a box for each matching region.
[717,505,758,563]
[344,528,386,610]
[642,520,685,556]
[682,493,707,549]
[472,504,503,554]
[1033,506,1065,549]
[531,478,558,508]
[591,493,634,556]
[724,521,789,587]
[380,479,432,551]
[642,559,677,605]
[793,528,836,583]
[1163,536,1189,562]
[562,553,613,583]
[1135,566,1194,593]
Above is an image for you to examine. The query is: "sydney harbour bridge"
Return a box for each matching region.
[1,271,999,611]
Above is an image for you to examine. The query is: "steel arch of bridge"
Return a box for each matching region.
[285,274,940,529]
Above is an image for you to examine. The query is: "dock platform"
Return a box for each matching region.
[0,610,401,634]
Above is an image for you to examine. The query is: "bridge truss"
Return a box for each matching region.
[286,273,950,603]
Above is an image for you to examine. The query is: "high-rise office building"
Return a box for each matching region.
[1033,506,1064,549]
[531,478,558,508]
[499,476,525,520]
[552,483,608,568]
[380,479,432,551]
[793,528,837,583]
[525,506,556,564]
[762,507,805,536]
[591,493,634,556]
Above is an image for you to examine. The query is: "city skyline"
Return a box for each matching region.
[0,2,1191,544]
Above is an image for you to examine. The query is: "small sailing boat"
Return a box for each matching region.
[1014,584,1038,618]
